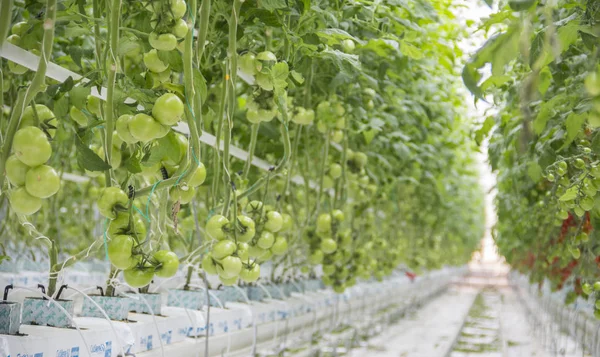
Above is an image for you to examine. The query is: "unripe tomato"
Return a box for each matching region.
[264,211,283,232]
[25,165,60,198]
[331,209,344,222]
[144,49,169,73]
[329,163,342,179]
[172,19,189,38]
[585,72,600,96]
[341,39,355,53]
[330,130,344,143]
[153,93,184,126]
[279,213,293,232]
[108,212,147,238]
[321,238,337,254]
[291,108,315,125]
[12,127,52,167]
[248,245,266,258]
[70,106,88,126]
[9,187,42,215]
[170,0,187,19]
[115,114,139,144]
[11,22,28,36]
[97,145,122,169]
[217,256,242,279]
[212,240,236,260]
[238,53,257,76]
[206,214,230,240]
[187,162,207,187]
[322,175,334,189]
[8,61,28,75]
[257,231,275,249]
[128,113,165,143]
[5,155,29,186]
[123,267,154,288]
[97,187,129,219]
[271,237,288,255]
[219,275,238,286]
[108,235,137,269]
[237,215,256,242]
[21,104,58,138]
[149,32,178,51]
[237,242,250,261]
[323,264,335,275]
[153,250,180,278]
[354,152,368,167]
[335,117,346,129]
[316,213,332,232]
[309,250,324,264]
[202,254,218,275]
[170,185,196,204]
[240,264,260,282]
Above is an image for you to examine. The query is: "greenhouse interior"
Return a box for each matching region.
[1,0,600,356]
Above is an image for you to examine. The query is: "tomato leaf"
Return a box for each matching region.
[53,95,70,118]
[508,0,536,11]
[559,187,578,201]
[527,162,542,183]
[69,86,91,110]
[560,112,586,151]
[75,136,111,172]
[258,0,287,12]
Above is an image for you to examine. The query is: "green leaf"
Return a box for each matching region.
[193,69,208,103]
[363,129,377,145]
[290,70,304,84]
[118,36,141,57]
[271,62,289,91]
[560,112,586,151]
[75,136,111,172]
[533,105,552,134]
[69,86,91,110]
[559,187,578,201]
[64,24,88,38]
[157,50,183,72]
[317,48,361,77]
[53,95,69,118]
[144,132,181,167]
[475,116,495,145]
[527,162,542,183]
[258,0,287,12]
[255,72,273,91]
[557,23,581,52]
[537,66,552,96]
[124,150,143,174]
[462,63,483,100]
[400,41,424,60]
[315,29,362,45]
[480,75,512,91]
[508,0,536,11]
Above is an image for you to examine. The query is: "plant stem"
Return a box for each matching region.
[0,0,57,191]
[314,129,330,217]
[211,83,227,208]
[48,241,58,297]
[196,0,211,62]
[0,0,14,49]
[242,123,259,179]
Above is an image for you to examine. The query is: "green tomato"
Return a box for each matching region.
[323,264,336,275]
[331,209,344,222]
[5,154,29,186]
[108,212,147,239]
[21,104,58,138]
[108,235,137,269]
[248,245,266,259]
[9,187,42,215]
[582,283,593,295]
[87,95,103,117]
[246,109,262,124]
[264,211,283,232]
[575,158,586,169]
[258,249,273,262]
[309,250,324,264]
[594,282,600,291]
[25,165,60,198]
[172,18,189,38]
[219,275,238,286]
[329,163,342,179]
[585,72,600,96]
[97,187,129,219]
[271,237,288,255]
[237,242,250,261]
[206,214,230,240]
[316,213,332,233]
[12,127,52,167]
[115,114,139,144]
[123,267,154,288]
[128,113,165,143]
[212,240,236,260]
[8,60,28,75]
[292,108,315,125]
[149,32,177,51]
[240,264,260,283]
[246,200,263,213]
[321,238,337,254]
[152,93,184,126]
[238,53,257,76]
[170,0,187,19]
[257,231,275,249]
[153,250,180,278]
[217,256,242,279]
[354,152,368,167]
[187,163,207,187]
[202,254,218,275]
[330,130,344,143]
[97,145,122,169]
[170,186,196,204]
[143,49,169,73]
[237,215,256,242]
[11,22,28,36]
[70,106,88,126]
[341,39,355,53]
[279,213,293,232]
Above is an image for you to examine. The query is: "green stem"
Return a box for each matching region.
[282,125,302,201]
[92,0,103,72]
[243,123,259,179]
[48,241,58,297]
[0,0,56,192]
[104,0,122,185]
[211,83,227,208]
[0,0,13,49]
[314,129,330,217]
[337,126,348,208]
[105,267,119,296]
[195,0,211,62]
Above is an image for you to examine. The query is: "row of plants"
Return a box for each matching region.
[0,0,484,307]
[464,0,600,317]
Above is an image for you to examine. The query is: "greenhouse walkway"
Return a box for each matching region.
[348,260,589,357]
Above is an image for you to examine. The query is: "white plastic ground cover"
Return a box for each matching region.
[0,42,316,189]
[0,268,465,357]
